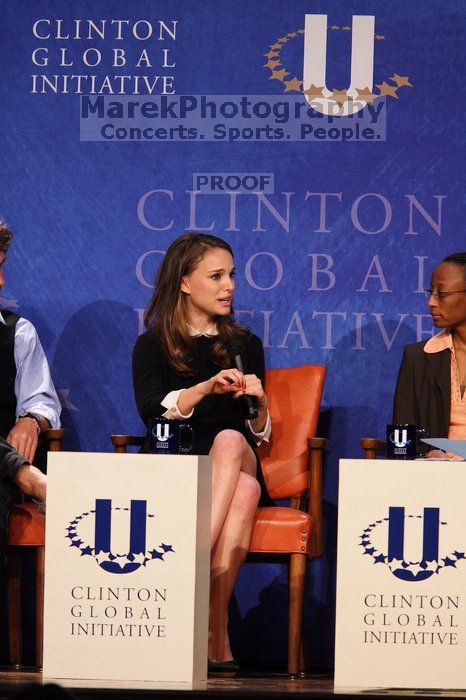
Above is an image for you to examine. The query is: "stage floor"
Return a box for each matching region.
[0,670,465,700]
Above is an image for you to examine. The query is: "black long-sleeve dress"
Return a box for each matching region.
[132,330,270,498]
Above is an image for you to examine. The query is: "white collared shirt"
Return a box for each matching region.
[186,323,218,338]
[0,312,61,428]
[161,325,271,444]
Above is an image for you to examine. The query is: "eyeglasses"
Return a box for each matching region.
[424,289,466,300]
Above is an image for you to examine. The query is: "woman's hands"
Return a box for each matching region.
[426,449,446,459]
[177,368,267,420]
[233,374,267,408]
[426,449,461,460]
[205,369,267,408]
[205,368,245,395]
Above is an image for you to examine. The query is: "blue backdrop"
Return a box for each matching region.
[0,0,463,668]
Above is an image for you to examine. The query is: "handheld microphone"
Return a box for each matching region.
[228,342,259,420]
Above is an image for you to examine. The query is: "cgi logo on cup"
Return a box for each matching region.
[359,507,465,582]
[66,499,175,574]
[154,422,171,444]
[391,428,411,448]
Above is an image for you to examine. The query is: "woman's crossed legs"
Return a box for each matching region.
[208,429,261,663]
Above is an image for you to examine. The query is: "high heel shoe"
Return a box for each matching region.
[208,659,239,673]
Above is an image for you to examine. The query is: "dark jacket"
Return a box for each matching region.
[0,310,19,437]
[0,437,28,559]
[393,339,451,438]
[0,436,28,481]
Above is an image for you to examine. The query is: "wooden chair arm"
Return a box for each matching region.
[360,438,386,460]
[111,435,145,453]
[41,428,65,452]
[290,437,329,556]
[308,437,331,451]
[307,436,325,557]
[307,437,331,557]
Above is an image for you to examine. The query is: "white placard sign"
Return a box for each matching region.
[335,459,466,690]
[43,453,211,690]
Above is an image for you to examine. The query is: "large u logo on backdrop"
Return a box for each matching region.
[303,14,375,116]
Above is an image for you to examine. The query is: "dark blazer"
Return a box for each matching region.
[393,339,451,438]
[0,436,27,480]
[0,436,28,559]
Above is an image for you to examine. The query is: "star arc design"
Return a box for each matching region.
[358,516,464,579]
[263,25,413,104]
[65,507,175,573]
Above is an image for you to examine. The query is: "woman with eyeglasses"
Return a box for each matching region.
[394,252,466,454]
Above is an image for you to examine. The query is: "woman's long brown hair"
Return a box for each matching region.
[144,233,248,375]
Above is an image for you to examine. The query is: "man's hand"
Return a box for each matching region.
[6,419,39,463]
[13,464,46,502]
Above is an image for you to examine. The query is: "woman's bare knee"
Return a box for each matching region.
[234,472,261,513]
[210,429,248,459]
[210,430,257,479]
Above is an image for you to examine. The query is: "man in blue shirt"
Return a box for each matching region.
[0,220,60,556]
[0,221,61,462]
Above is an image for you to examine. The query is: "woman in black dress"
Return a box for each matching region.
[132,233,270,670]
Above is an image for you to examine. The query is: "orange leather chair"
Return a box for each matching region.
[7,428,65,668]
[111,364,327,676]
[248,365,326,675]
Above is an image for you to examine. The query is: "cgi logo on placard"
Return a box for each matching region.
[264,14,413,116]
[359,507,465,582]
[66,499,175,574]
